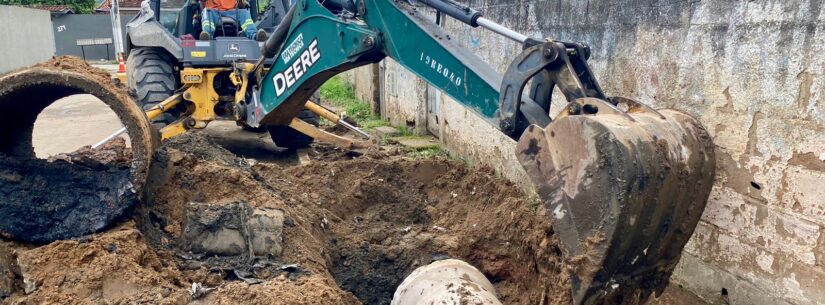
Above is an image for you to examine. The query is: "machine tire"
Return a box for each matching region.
[126,48,178,124]
[268,109,319,149]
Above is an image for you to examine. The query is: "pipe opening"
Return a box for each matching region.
[32,94,131,158]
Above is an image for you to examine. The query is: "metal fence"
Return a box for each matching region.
[51,13,135,61]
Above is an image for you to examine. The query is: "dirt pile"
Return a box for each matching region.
[1,132,572,304]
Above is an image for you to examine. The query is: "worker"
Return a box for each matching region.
[199,0,267,41]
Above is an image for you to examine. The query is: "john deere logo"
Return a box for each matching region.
[183,74,202,83]
[228,43,240,53]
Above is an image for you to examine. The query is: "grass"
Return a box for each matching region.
[525,192,541,211]
[319,76,387,129]
[394,125,415,137]
[404,146,448,158]
[319,76,450,160]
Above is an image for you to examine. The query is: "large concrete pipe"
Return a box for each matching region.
[392,259,503,305]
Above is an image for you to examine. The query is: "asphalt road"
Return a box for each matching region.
[31,92,296,164]
[32,94,128,158]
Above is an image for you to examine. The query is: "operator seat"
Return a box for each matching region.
[219,16,239,36]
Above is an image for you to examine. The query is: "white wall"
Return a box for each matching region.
[0,5,55,73]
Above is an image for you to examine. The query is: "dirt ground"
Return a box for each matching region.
[0,59,709,305]
[0,131,708,305]
[0,131,563,304]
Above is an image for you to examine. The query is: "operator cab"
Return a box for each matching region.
[148,0,293,66]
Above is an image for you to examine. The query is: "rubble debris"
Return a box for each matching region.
[231,269,264,284]
[0,243,17,299]
[190,282,215,299]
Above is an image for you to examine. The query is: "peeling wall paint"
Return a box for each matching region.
[348,1,825,303]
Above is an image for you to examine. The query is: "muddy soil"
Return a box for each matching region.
[0,138,135,243]
[0,132,578,305]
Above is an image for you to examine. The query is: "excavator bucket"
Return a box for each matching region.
[516,97,715,304]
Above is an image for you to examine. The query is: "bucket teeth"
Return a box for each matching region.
[516,98,715,305]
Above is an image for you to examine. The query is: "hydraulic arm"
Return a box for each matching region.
[250,0,537,132]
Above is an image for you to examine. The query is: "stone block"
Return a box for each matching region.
[780,167,825,225]
[672,253,794,305]
[247,208,285,257]
[372,126,400,138]
[184,201,284,257]
[396,137,440,150]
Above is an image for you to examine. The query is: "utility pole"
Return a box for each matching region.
[109,0,127,73]
[109,0,124,55]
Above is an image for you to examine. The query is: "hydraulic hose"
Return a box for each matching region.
[416,0,527,43]
[262,2,297,58]
[417,0,482,27]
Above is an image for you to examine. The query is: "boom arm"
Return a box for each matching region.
[253,0,592,138]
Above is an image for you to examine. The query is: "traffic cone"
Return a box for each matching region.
[115,53,127,83]
[117,53,126,73]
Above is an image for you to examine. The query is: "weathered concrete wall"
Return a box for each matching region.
[0,5,55,73]
[351,63,381,114]
[349,0,825,304]
[380,58,429,134]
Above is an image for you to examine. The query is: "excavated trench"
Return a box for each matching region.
[0,128,576,304]
[0,58,571,304]
[0,57,687,305]
[131,133,573,305]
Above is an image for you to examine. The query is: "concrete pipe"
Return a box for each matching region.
[392,259,502,305]
[0,57,157,243]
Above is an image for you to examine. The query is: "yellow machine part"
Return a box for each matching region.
[157,67,239,140]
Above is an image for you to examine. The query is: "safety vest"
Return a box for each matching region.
[204,0,237,10]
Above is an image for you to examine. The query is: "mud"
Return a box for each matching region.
[0,131,578,304]
[0,139,135,243]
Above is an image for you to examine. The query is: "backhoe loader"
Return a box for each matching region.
[0,0,716,304]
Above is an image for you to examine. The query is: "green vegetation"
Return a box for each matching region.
[319,76,387,128]
[1,0,97,14]
[394,125,415,137]
[525,192,541,211]
[319,76,451,160]
[405,146,448,158]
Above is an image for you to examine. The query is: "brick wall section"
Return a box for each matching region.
[348,1,825,303]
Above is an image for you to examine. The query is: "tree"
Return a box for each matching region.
[0,0,98,14]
